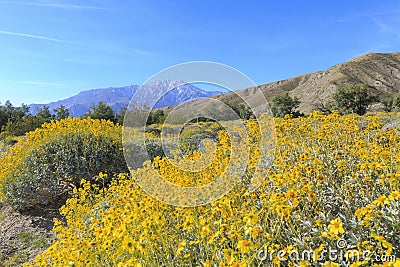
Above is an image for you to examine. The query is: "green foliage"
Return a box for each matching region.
[392,91,400,111]
[384,90,400,112]
[84,101,116,122]
[2,251,29,267]
[147,110,166,125]
[0,101,30,133]
[224,101,253,120]
[18,232,52,250]
[2,115,44,137]
[3,132,128,210]
[35,106,54,122]
[116,108,127,125]
[0,105,8,130]
[333,84,378,115]
[3,137,18,146]
[145,139,166,160]
[120,108,165,126]
[1,118,128,211]
[54,105,70,120]
[0,231,53,267]
[0,102,70,137]
[177,122,220,155]
[9,103,30,122]
[271,92,302,117]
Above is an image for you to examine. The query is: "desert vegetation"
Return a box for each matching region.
[0,83,400,266]
[0,109,398,266]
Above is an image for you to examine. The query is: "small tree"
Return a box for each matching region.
[7,103,30,122]
[36,106,54,122]
[84,101,116,122]
[3,115,43,136]
[271,92,301,118]
[333,84,378,115]
[147,110,166,125]
[116,108,127,125]
[391,92,400,111]
[54,105,70,120]
[1,102,38,136]
[0,103,8,131]
[224,101,253,120]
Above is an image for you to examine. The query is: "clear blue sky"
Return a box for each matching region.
[1,0,400,106]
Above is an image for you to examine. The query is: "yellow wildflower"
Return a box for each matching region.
[328,218,344,235]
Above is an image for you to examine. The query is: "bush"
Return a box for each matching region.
[333,84,378,115]
[223,101,254,120]
[384,90,400,112]
[0,131,18,146]
[178,126,220,155]
[4,138,18,147]
[147,110,166,125]
[2,115,45,137]
[271,92,302,118]
[83,101,116,122]
[391,91,400,111]
[0,118,128,211]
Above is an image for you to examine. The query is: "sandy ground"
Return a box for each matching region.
[0,204,58,267]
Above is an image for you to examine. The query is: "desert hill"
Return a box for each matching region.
[212,52,400,114]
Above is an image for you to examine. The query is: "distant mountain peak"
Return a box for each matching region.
[29,80,223,117]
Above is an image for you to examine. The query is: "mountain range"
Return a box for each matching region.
[29,81,223,117]
[29,52,400,116]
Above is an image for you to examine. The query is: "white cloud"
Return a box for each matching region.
[372,18,400,39]
[372,18,392,33]
[0,1,105,10]
[0,30,71,43]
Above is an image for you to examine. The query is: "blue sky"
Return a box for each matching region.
[1,0,400,106]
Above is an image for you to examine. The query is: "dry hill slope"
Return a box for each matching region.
[213,52,400,114]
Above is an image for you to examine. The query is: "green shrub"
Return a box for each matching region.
[0,132,18,146]
[333,84,379,115]
[391,91,400,111]
[0,118,128,211]
[83,101,116,122]
[271,92,302,118]
[3,132,128,210]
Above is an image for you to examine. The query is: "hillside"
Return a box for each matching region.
[212,52,400,114]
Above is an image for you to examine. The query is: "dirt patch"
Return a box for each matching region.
[0,203,61,267]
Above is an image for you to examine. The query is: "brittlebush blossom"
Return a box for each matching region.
[373,195,390,207]
[176,240,187,256]
[237,240,253,253]
[328,218,344,235]
[389,191,399,201]
[20,112,400,267]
